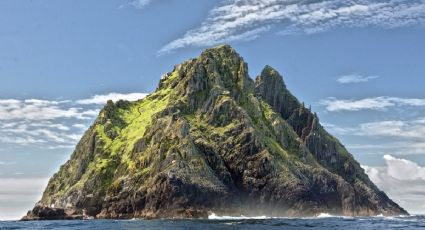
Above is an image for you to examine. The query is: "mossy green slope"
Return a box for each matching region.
[24,45,407,220]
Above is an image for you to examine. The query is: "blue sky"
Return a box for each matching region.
[1,0,425,219]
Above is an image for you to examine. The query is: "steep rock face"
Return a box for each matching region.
[23,45,407,220]
[254,66,404,215]
[255,68,373,184]
[255,65,300,120]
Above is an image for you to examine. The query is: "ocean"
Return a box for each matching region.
[1,214,424,229]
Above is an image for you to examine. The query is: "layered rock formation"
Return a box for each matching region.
[23,45,407,220]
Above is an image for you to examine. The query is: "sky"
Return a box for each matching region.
[1,0,425,220]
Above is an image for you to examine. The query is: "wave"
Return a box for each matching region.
[208,213,270,220]
[208,213,350,220]
[315,213,410,219]
[316,213,334,218]
[114,218,142,222]
[374,214,414,220]
[208,212,364,220]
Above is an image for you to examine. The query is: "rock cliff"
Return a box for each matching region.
[23,45,407,220]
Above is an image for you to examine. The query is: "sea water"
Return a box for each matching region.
[1,214,424,229]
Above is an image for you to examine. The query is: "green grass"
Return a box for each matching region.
[94,70,179,172]
[44,70,180,201]
[185,111,238,137]
[260,100,275,120]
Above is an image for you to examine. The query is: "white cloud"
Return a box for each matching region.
[0,99,96,146]
[0,120,82,146]
[383,155,425,180]
[326,119,425,139]
[324,117,425,156]
[0,92,148,149]
[359,119,425,139]
[46,145,76,150]
[0,125,70,145]
[349,141,425,156]
[128,0,154,9]
[321,97,395,111]
[337,74,379,84]
[76,92,148,105]
[363,155,425,214]
[321,123,358,135]
[72,124,87,129]
[321,96,425,112]
[160,0,425,53]
[0,136,46,145]
[0,99,96,121]
[30,122,70,131]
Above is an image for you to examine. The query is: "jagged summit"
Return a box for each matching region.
[260,65,286,85]
[255,65,300,120]
[203,44,238,56]
[23,45,407,220]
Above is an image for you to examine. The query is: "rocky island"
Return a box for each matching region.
[23,45,407,220]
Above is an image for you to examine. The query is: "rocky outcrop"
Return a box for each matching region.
[23,45,407,220]
[255,65,300,120]
[21,206,83,221]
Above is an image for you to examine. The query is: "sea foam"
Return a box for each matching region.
[208,213,269,220]
[316,213,334,218]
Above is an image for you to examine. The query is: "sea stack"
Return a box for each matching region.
[23,45,408,220]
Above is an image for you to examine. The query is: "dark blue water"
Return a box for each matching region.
[1,215,424,229]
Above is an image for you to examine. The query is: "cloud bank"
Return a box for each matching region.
[0,92,148,149]
[160,0,425,53]
[363,155,425,214]
[0,99,96,121]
